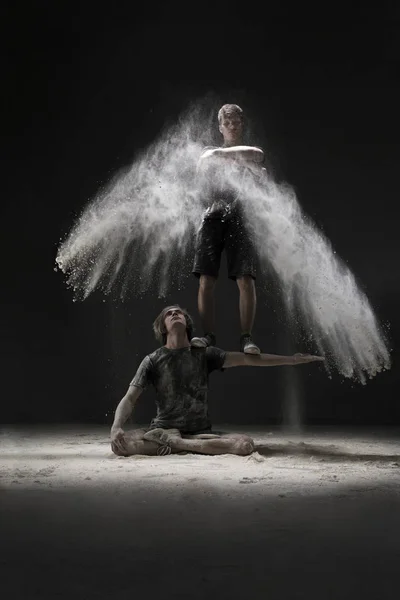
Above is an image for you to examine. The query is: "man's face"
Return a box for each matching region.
[163,307,187,334]
[219,113,243,145]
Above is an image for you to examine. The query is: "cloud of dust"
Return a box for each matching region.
[231,166,391,383]
[56,103,214,299]
[56,101,391,383]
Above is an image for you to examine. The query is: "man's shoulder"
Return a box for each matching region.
[200,145,219,157]
[135,347,165,369]
[205,346,227,371]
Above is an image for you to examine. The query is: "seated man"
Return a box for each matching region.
[110,305,324,457]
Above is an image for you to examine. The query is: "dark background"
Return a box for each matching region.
[3,2,399,425]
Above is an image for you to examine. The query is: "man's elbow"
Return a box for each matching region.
[253,148,264,163]
[200,149,215,161]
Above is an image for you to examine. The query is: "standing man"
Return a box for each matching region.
[191,103,265,354]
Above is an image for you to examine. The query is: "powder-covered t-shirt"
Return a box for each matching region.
[130,345,226,433]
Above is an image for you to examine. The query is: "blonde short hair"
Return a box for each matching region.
[218,103,243,125]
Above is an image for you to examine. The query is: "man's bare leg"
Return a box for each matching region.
[144,428,255,456]
[198,274,217,336]
[236,275,256,334]
[236,275,260,354]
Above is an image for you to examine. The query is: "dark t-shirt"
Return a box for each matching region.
[130,345,226,433]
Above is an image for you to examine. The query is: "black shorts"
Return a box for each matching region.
[192,212,256,280]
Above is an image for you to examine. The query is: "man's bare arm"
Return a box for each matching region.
[200,146,264,164]
[111,385,143,430]
[110,385,143,454]
[223,352,325,369]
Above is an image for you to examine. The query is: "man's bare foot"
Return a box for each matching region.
[143,428,169,444]
[157,445,172,456]
[143,428,175,455]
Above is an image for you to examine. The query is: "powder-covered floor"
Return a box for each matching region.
[1,425,400,599]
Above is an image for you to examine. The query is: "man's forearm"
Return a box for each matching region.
[112,393,135,429]
[216,146,264,163]
[243,353,297,367]
[202,146,264,164]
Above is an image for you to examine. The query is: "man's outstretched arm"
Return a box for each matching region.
[110,385,143,454]
[223,352,325,369]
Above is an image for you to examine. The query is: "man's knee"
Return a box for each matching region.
[199,275,217,292]
[233,435,255,456]
[236,275,255,292]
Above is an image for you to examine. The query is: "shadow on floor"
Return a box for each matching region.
[255,442,400,463]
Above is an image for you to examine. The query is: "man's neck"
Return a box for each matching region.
[223,141,240,148]
[165,332,190,350]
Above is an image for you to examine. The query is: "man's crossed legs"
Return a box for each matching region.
[111,428,255,457]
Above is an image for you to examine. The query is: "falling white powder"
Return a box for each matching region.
[56,101,391,383]
[235,168,391,383]
[56,103,215,299]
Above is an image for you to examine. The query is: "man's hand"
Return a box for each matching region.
[110,387,142,455]
[111,426,127,455]
[293,353,325,364]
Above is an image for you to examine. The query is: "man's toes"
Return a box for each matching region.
[157,445,172,456]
